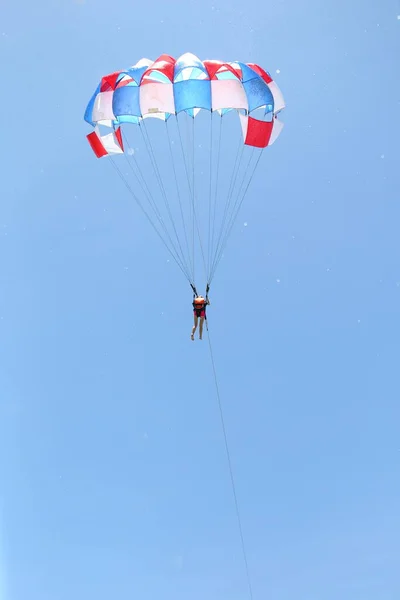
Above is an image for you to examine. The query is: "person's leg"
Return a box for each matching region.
[199,316,204,339]
[191,314,198,340]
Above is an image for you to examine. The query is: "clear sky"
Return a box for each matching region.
[1,1,399,599]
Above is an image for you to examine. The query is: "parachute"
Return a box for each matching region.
[84,53,285,289]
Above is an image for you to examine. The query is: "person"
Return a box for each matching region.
[191,294,210,341]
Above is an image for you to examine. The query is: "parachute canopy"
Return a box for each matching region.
[84,53,285,287]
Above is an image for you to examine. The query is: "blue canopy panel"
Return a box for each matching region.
[84,83,101,126]
[113,85,141,119]
[173,53,211,115]
[235,62,275,114]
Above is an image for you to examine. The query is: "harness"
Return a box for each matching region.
[191,284,210,317]
[193,298,206,310]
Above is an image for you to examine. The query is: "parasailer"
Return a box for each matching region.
[191,293,210,341]
[84,53,285,335]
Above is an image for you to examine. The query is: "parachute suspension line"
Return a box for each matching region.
[210,144,249,278]
[122,129,193,282]
[191,116,195,284]
[176,115,192,198]
[176,113,197,281]
[225,133,247,212]
[215,148,261,268]
[139,121,193,281]
[110,156,190,282]
[207,111,214,282]
[209,149,264,284]
[108,157,192,283]
[208,127,246,283]
[121,132,166,225]
[215,134,245,255]
[226,149,261,234]
[121,131,157,207]
[175,114,208,289]
[121,132,182,265]
[206,321,254,600]
[209,114,223,282]
[190,115,209,286]
[165,119,194,283]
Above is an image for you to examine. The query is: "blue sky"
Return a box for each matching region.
[1,1,400,599]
